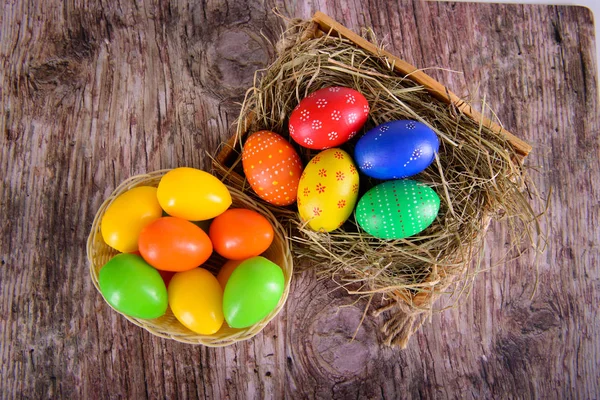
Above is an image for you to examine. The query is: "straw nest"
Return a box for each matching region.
[215,19,544,348]
[87,170,293,346]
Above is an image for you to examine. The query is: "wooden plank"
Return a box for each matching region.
[0,1,597,398]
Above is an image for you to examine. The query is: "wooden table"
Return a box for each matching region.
[1,1,598,398]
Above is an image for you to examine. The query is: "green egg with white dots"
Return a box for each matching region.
[355,180,440,240]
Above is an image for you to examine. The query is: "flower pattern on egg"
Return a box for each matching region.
[289,87,369,150]
[297,149,359,232]
[299,109,310,121]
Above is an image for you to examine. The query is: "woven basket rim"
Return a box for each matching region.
[87,169,293,346]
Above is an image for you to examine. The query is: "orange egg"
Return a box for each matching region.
[209,208,274,260]
[242,130,303,206]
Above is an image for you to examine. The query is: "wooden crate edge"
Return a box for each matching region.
[311,11,532,157]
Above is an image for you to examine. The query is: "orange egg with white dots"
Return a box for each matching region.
[242,130,303,206]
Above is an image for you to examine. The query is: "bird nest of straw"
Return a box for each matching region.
[214,17,544,348]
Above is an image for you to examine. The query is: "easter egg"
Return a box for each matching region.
[289,86,369,149]
[223,256,285,329]
[297,149,359,232]
[242,130,303,206]
[216,259,244,289]
[168,268,224,335]
[98,254,168,319]
[354,120,440,179]
[101,186,163,253]
[138,216,213,272]
[355,180,440,240]
[209,208,274,260]
[157,167,232,221]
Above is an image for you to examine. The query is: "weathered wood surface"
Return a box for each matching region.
[1,1,598,398]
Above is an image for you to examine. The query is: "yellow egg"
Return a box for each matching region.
[297,149,359,232]
[101,186,163,253]
[168,268,224,335]
[157,167,232,221]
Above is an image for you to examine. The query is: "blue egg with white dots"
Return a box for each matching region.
[355,180,440,240]
[354,120,439,179]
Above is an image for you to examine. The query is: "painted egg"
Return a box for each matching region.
[157,167,232,221]
[138,216,213,272]
[289,86,369,149]
[242,130,303,206]
[355,180,440,240]
[297,149,359,232]
[222,256,285,329]
[355,120,440,179]
[168,268,224,335]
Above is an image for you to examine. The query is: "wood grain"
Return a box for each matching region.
[1,1,598,398]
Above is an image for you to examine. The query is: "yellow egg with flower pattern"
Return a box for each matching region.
[297,149,359,232]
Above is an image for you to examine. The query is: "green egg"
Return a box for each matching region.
[98,253,168,319]
[355,180,440,240]
[222,256,285,329]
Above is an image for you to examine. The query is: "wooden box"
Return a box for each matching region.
[212,11,532,346]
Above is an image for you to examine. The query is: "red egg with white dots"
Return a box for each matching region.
[242,130,303,206]
[289,86,370,150]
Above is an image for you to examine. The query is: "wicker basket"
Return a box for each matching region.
[87,170,293,346]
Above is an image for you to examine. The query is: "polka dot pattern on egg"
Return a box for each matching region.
[242,130,303,206]
[355,179,440,240]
